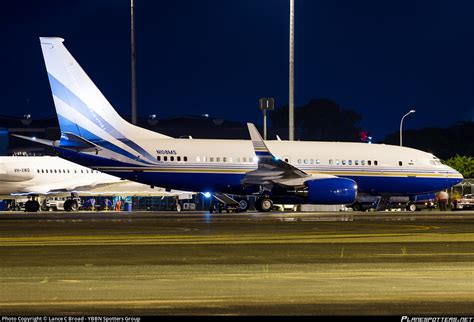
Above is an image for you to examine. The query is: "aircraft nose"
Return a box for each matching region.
[447,165,464,185]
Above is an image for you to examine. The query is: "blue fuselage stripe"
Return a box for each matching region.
[56,149,462,196]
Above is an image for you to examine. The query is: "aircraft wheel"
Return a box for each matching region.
[70,200,79,211]
[352,202,362,212]
[25,200,40,212]
[407,203,417,212]
[256,197,273,212]
[64,200,71,212]
[237,199,249,212]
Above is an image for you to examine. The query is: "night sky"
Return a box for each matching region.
[2,0,474,140]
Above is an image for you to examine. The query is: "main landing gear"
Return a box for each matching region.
[24,198,40,212]
[255,196,273,212]
[64,199,79,212]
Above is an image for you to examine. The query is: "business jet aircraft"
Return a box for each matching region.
[29,37,462,212]
[0,156,192,212]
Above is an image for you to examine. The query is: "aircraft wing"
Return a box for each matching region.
[10,185,69,196]
[242,123,337,188]
[9,182,194,198]
[8,181,117,196]
[71,181,195,197]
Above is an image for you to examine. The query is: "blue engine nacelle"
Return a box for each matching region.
[305,177,358,204]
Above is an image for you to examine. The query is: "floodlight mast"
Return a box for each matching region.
[289,0,295,141]
[131,0,137,125]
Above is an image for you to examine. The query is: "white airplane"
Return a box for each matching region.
[24,37,463,212]
[0,156,193,212]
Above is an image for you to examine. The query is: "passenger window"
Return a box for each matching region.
[177,156,181,162]
[316,159,320,164]
[298,159,302,164]
[342,160,346,165]
[216,157,220,162]
[399,161,403,166]
[336,160,340,165]
[210,157,214,162]
[235,157,240,163]
[37,169,40,173]
[304,159,308,164]
[229,157,233,163]
[361,160,365,166]
[348,160,352,165]
[196,156,200,162]
[157,156,161,161]
[170,156,174,162]
[355,160,359,165]
[242,157,246,162]
[310,159,314,164]
[203,156,207,162]
[374,160,378,166]
[164,156,168,161]
[184,156,187,162]
[368,160,372,166]
[329,159,333,165]
[223,157,227,162]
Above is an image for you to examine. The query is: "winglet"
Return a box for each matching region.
[247,123,272,157]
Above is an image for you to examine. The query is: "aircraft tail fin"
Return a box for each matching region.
[39,37,171,144]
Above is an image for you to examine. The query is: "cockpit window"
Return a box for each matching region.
[429,160,442,166]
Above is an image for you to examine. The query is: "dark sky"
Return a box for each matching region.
[2,0,474,140]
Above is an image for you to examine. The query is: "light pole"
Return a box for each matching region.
[400,109,415,146]
[289,0,295,141]
[131,0,137,125]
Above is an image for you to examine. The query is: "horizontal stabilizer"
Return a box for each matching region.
[11,134,57,147]
[59,132,102,152]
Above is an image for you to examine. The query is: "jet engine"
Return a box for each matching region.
[301,177,358,205]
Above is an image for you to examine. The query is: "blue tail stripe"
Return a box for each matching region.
[48,73,157,163]
[58,113,153,165]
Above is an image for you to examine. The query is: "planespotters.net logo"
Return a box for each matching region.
[402,317,474,322]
